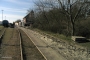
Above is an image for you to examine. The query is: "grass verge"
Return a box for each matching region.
[31,28,90,49]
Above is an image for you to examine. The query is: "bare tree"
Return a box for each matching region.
[34,0,52,24]
[34,0,90,35]
[57,0,90,35]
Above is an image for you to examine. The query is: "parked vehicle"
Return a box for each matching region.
[2,20,9,27]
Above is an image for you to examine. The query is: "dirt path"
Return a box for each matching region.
[20,27,66,60]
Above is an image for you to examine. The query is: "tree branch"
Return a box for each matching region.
[73,3,85,22]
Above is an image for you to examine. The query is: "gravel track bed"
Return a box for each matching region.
[0,28,21,60]
[20,29,45,60]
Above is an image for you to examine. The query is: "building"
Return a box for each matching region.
[23,10,34,27]
[15,22,18,26]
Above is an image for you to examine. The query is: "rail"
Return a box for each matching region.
[21,29,47,60]
[0,28,6,46]
[18,29,24,60]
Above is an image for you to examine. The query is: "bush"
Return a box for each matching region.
[75,19,90,38]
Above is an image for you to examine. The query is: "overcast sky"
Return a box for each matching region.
[0,0,35,23]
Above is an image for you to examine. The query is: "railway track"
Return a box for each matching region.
[0,28,46,60]
[19,29,46,60]
[0,28,21,60]
[0,28,6,47]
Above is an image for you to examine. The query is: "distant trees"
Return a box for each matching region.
[28,0,90,38]
[55,0,90,35]
[67,0,90,36]
[75,18,90,38]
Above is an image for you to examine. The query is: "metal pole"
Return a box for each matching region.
[2,10,4,21]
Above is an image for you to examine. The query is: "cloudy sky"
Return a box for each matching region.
[0,0,35,23]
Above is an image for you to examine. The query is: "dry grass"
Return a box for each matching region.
[0,26,3,29]
[31,28,90,49]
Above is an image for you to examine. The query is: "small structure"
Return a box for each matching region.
[23,10,34,27]
[18,22,22,27]
[71,36,87,43]
[15,22,18,26]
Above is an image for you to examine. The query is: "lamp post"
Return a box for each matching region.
[2,10,4,21]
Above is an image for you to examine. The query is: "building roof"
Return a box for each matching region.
[23,10,34,19]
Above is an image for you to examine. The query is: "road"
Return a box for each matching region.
[20,27,66,60]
